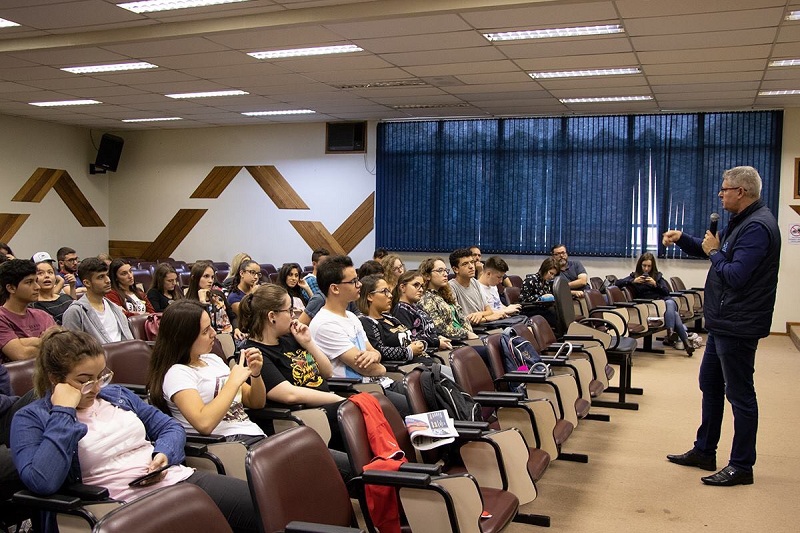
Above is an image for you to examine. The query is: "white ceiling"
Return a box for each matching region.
[1,0,800,129]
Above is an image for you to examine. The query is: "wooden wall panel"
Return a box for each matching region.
[141,209,207,260]
[332,193,374,254]
[53,172,105,227]
[289,221,346,255]
[11,168,64,203]
[246,166,309,209]
[792,205,800,216]
[0,214,30,243]
[108,240,151,259]
[190,166,242,198]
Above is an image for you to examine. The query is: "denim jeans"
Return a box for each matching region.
[663,298,689,345]
[693,333,759,471]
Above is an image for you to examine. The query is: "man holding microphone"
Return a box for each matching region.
[661,166,780,486]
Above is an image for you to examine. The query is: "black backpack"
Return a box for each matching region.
[419,364,481,421]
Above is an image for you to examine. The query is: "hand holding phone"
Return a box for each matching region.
[128,464,170,487]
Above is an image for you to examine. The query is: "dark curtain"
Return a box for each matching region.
[376,111,782,258]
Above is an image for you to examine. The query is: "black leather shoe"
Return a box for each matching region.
[701,466,754,486]
[666,449,716,471]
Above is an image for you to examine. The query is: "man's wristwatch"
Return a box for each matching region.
[708,248,719,258]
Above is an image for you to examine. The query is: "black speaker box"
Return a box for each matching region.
[91,133,124,174]
[326,122,366,153]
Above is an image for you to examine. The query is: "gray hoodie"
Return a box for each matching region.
[62,296,133,344]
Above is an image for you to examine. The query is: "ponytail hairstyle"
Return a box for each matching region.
[238,284,289,341]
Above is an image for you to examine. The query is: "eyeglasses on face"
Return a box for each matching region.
[64,257,79,263]
[719,186,745,194]
[393,264,405,272]
[431,268,449,275]
[338,278,362,287]
[244,270,262,277]
[77,370,114,395]
[275,306,296,316]
[370,288,392,296]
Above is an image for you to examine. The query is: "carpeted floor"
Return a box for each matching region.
[510,333,800,533]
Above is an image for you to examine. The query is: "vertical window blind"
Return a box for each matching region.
[376,111,782,258]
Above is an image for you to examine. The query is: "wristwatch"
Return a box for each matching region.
[708,248,719,258]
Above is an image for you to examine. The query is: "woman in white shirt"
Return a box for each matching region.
[148,300,266,441]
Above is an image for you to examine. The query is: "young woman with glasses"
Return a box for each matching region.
[12,328,258,533]
[221,252,251,290]
[417,258,478,341]
[380,254,405,291]
[186,261,236,336]
[392,270,453,352]
[227,260,261,318]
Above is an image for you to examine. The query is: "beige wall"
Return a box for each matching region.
[0,114,109,259]
[0,111,796,333]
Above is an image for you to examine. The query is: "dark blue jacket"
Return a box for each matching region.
[676,200,780,338]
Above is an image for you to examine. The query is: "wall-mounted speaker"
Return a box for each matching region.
[90,133,124,174]
[326,122,366,153]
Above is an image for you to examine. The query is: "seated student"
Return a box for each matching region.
[277,262,312,312]
[226,259,261,317]
[416,257,478,341]
[31,256,74,325]
[0,242,14,260]
[477,256,522,317]
[380,254,405,291]
[309,255,410,416]
[238,285,353,456]
[105,259,155,317]
[356,260,384,279]
[62,258,134,344]
[303,248,329,296]
[373,248,389,261]
[0,259,56,363]
[447,248,507,326]
[521,258,558,302]
[357,274,427,363]
[614,252,694,356]
[148,300,266,442]
[147,263,184,313]
[11,328,257,533]
[56,246,86,296]
[33,251,70,298]
[392,270,453,352]
[97,253,113,267]
[186,261,237,336]
[222,252,252,290]
[552,243,588,298]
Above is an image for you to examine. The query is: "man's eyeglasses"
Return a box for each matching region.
[719,186,745,194]
[77,370,114,395]
[370,288,392,296]
[64,257,79,263]
[338,278,362,287]
[431,268,449,275]
[244,270,262,277]
[553,251,568,256]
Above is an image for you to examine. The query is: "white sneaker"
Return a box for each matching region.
[674,341,684,350]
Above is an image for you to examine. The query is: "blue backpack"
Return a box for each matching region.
[499,327,542,373]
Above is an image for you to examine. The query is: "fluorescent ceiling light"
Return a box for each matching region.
[242,110,316,116]
[559,96,653,103]
[758,90,800,96]
[165,89,248,99]
[122,117,183,122]
[392,103,472,109]
[118,0,249,14]
[334,80,428,89]
[62,62,158,74]
[29,99,102,107]
[0,18,20,28]
[786,11,800,20]
[248,44,362,60]
[483,24,624,42]
[769,59,800,67]
[530,67,640,79]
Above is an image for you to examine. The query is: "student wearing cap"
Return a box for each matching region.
[31,254,75,325]
[31,251,68,298]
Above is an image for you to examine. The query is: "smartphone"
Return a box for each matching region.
[128,464,170,487]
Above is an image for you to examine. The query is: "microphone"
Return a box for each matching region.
[709,212,720,235]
